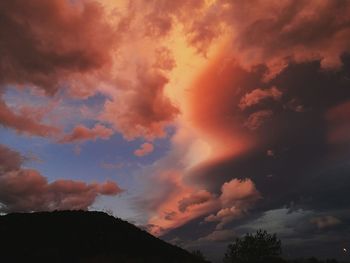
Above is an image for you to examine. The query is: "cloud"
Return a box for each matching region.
[285,98,305,113]
[176,0,350,79]
[0,144,123,212]
[310,216,341,229]
[145,170,218,236]
[220,179,260,207]
[101,67,179,140]
[266,149,275,157]
[178,190,215,213]
[180,54,350,245]
[238,87,282,110]
[134,143,154,157]
[0,96,60,137]
[0,0,116,95]
[205,179,260,229]
[243,110,273,131]
[0,145,23,173]
[141,0,205,38]
[60,124,113,143]
[326,100,350,145]
[187,51,259,156]
[3,2,350,258]
[145,170,260,235]
[198,229,237,243]
[153,47,176,71]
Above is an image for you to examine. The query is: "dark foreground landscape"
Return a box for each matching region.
[0,211,348,263]
[0,211,208,263]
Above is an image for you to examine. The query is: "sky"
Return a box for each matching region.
[1,0,350,262]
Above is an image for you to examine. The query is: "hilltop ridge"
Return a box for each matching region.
[0,210,209,263]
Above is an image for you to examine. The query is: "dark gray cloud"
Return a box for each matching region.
[164,54,350,261]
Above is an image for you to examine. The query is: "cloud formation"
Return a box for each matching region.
[2,1,350,259]
[102,68,179,140]
[146,171,260,236]
[60,124,113,143]
[310,215,341,229]
[239,87,282,110]
[146,170,218,236]
[174,0,350,79]
[198,229,237,243]
[134,143,154,157]
[0,0,116,95]
[205,179,260,229]
[0,96,60,137]
[326,100,350,145]
[243,110,274,131]
[0,144,122,212]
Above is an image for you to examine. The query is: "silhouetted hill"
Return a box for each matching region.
[0,210,209,263]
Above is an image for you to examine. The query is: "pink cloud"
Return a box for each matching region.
[0,144,123,213]
[239,87,282,110]
[310,215,341,229]
[0,0,117,95]
[0,145,24,173]
[134,143,154,157]
[139,0,350,80]
[0,96,60,137]
[326,100,350,144]
[153,47,176,71]
[244,110,273,131]
[146,172,260,235]
[102,68,179,140]
[146,170,218,236]
[205,179,260,229]
[60,124,113,143]
[220,178,261,207]
[178,189,215,213]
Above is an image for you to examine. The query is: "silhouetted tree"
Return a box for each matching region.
[223,230,282,263]
[289,259,339,263]
[192,250,206,260]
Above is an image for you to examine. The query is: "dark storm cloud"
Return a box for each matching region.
[191,54,350,212]
[166,54,350,260]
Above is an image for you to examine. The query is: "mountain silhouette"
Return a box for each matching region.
[0,210,209,263]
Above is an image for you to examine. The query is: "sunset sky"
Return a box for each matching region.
[1,0,350,261]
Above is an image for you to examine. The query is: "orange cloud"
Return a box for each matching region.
[220,179,260,207]
[146,171,260,235]
[0,96,60,137]
[134,143,154,157]
[60,124,113,143]
[310,215,341,229]
[0,145,23,173]
[147,170,218,236]
[243,110,274,131]
[178,189,214,213]
[205,179,260,229]
[187,51,254,156]
[175,1,350,79]
[239,87,282,110]
[101,67,179,140]
[325,100,350,144]
[0,0,116,95]
[0,144,123,213]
